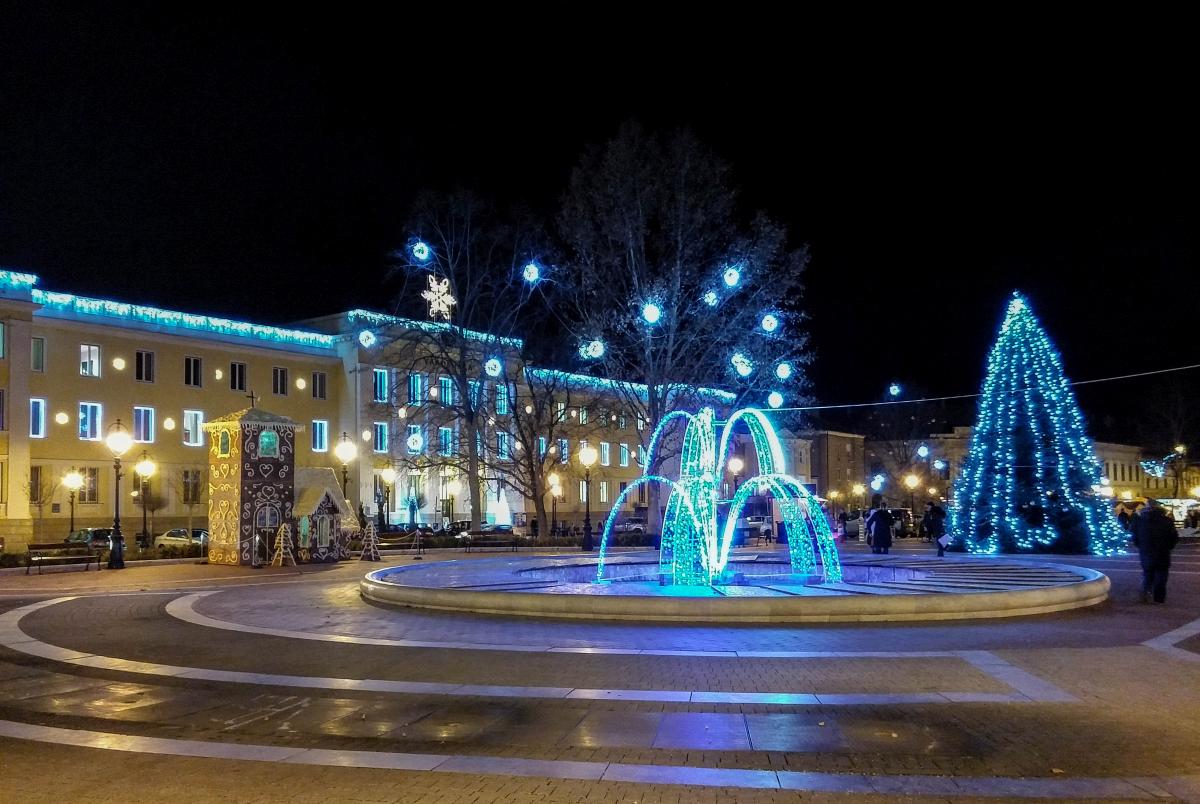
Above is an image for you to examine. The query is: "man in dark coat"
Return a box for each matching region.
[1130,499,1179,604]
[923,501,948,557]
[865,505,894,554]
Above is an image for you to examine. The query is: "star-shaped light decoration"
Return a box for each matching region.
[421,275,456,321]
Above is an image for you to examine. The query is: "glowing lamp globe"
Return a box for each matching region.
[406,433,424,452]
[484,358,502,377]
[727,457,744,474]
[445,478,462,497]
[852,483,866,496]
[581,339,605,359]
[888,383,902,398]
[917,444,930,458]
[1191,486,1200,498]
[55,411,70,425]
[578,444,598,469]
[903,474,920,490]
[723,266,741,287]
[105,422,132,457]
[760,314,779,333]
[703,290,719,307]
[870,477,884,492]
[358,330,377,348]
[134,455,156,479]
[379,467,397,486]
[730,352,753,378]
[641,302,662,324]
[361,429,372,441]
[112,357,126,370]
[522,262,541,283]
[927,487,938,496]
[334,434,359,465]
[767,391,784,409]
[933,458,946,471]
[548,472,560,487]
[775,362,792,380]
[63,470,84,492]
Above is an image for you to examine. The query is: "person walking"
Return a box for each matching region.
[1130,498,1179,604]
[923,501,948,557]
[865,504,894,555]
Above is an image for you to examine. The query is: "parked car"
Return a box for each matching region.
[611,517,646,535]
[842,509,867,539]
[153,528,209,550]
[888,508,915,538]
[65,527,113,550]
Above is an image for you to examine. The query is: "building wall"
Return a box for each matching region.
[807,431,866,500]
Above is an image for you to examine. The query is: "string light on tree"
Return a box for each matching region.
[410,240,432,264]
[641,302,663,325]
[767,391,784,409]
[703,290,719,307]
[775,362,793,380]
[760,313,779,333]
[522,262,541,283]
[949,292,1124,555]
[580,339,606,359]
[723,265,741,287]
[730,352,754,378]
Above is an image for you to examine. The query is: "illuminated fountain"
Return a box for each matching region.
[596,407,842,586]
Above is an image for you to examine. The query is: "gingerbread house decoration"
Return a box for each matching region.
[293,467,359,563]
[204,406,301,566]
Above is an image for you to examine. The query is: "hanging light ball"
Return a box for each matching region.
[484,358,503,377]
[767,391,784,409]
[522,262,541,283]
[723,266,741,287]
[581,339,606,359]
[358,330,377,348]
[411,240,432,263]
[730,352,753,378]
[888,383,902,397]
[703,290,719,307]
[775,362,792,380]
[642,302,662,324]
[760,314,779,333]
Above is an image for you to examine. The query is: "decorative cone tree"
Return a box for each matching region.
[950,293,1124,555]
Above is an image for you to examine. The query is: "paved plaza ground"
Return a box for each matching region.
[0,539,1198,803]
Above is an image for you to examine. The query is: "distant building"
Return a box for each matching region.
[805,430,866,502]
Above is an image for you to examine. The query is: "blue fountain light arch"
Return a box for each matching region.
[596,407,843,585]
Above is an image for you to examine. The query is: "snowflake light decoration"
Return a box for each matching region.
[421,275,456,321]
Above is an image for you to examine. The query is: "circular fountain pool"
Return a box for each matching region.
[360,551,1109,623]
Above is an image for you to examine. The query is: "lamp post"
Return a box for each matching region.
[134,451,156,547]
[852,483,866,511]
[727,456,744,494]
[445,477,461,524]
[579,444,598,551]
[379,466,397,532]
[105,420,133,569]
[334,432,358,501]
[547,472,560,537]
[903,473,920,517]
[828,489,842,530]
[63,468,83,535]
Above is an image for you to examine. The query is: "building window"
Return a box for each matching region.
[578,480,588,504]
[407,373,423,405]
[272,367,288,396]
[230,362,247,391]
[538,436,547,457]
[217,430,231,458]
[30,398,46,438]
[407,424,422,455]
[373,368,389,403]
[636,415,646,431]
[135,350,155,382]
[312,420,328,452]
[468,380,480,409]
[259,430,279,458]
[374,422,388,453]
[29,466,43,503]
[182,469,203,504]
[31,337,45,372]
[311,371,327,400]
[133,406,155,443]
[600,481,609,504]
[79,467,99,504]
[0,390,5,431]
[619,414,627,429]
[183,410,204,446]
[184,356,202,387]
[497,432,510,460]
[439,376,454,406]
[78,402,101,441]
[637,445,647,467]
[620,443,630,467]
[80,344,100,377]
[558,438,569,464]
[495,383,509,415]
[578,407,588,425]
[600,442,611,466]
[556,402,566,422]
[439,426,453,457]
[638,482,647,504]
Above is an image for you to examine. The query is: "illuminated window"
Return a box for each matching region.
[78,402,101,441]
[133,406,155,443]
[373,369,389,403]
[183,410,204,447]
[620,444,629,467]
[80,468,99,504]
[578,480,588,503]
[495,384,509,415]
[259,429,279,458]
[497,432,510,459]
[468,380,480,408]
[30,398,46,438]
[407,373,423,405]
[558,438,569,464]
[439,376,454,406]
[79,344,100,377]
[600,481,609,504]
[578,407,588,424]
[600,442,610,466]
[312,420,328,452]
[439,426,453,456]
[538,436,547,457]
[373,422,388,453]
[407,423,422,455]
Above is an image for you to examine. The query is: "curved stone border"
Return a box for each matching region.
[360,556,1111,623]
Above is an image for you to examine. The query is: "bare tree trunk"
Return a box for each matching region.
[467,425,483,530]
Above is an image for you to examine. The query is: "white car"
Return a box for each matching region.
[153,528,208,549]
[611,518,646,534]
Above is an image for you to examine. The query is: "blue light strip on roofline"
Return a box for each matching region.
[1,269,40,288]
[347,309,524,348]
[525,367,736,403]
[31,289,337,350]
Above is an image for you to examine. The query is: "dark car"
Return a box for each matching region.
[888,508,915,537]
[65,528,113,550]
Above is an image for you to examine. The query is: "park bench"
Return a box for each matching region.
[462,532,518,553]
[26,542,101,574]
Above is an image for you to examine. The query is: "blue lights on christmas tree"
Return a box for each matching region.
[950,293,1124,555]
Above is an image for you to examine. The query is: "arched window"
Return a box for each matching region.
[255,505,280,530]
[218,430,231,458]
[259,429,279,458]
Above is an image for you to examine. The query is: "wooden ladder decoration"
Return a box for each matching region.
[360,521,381,562]
[271,523,296,567]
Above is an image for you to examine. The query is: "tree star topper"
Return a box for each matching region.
[421,275,456,321]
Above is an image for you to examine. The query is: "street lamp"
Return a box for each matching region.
[379,466,397,531]
[334,432,358,500]
[904,473,920,514]
[827,489,841,523]
[445,477,461,523]
[105,420,133,569]
[728,456,744,493]
[578,444,598,551]
[63,468,83,534]
[547,472,560,537]
[134,451,156,547]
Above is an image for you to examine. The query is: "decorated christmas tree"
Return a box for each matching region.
[950,293,1124,555]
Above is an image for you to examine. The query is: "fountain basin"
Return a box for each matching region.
[360,552,1109,623]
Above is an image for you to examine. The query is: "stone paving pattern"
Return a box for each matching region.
[0,541,1198,802]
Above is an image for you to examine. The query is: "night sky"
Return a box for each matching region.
[4,6,1197,444]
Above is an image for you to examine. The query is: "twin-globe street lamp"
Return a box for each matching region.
[62,468,84,534]
[578,444,598,551]
[104,420,133,569]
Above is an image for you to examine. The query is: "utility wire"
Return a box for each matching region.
[773,362,1200,413]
